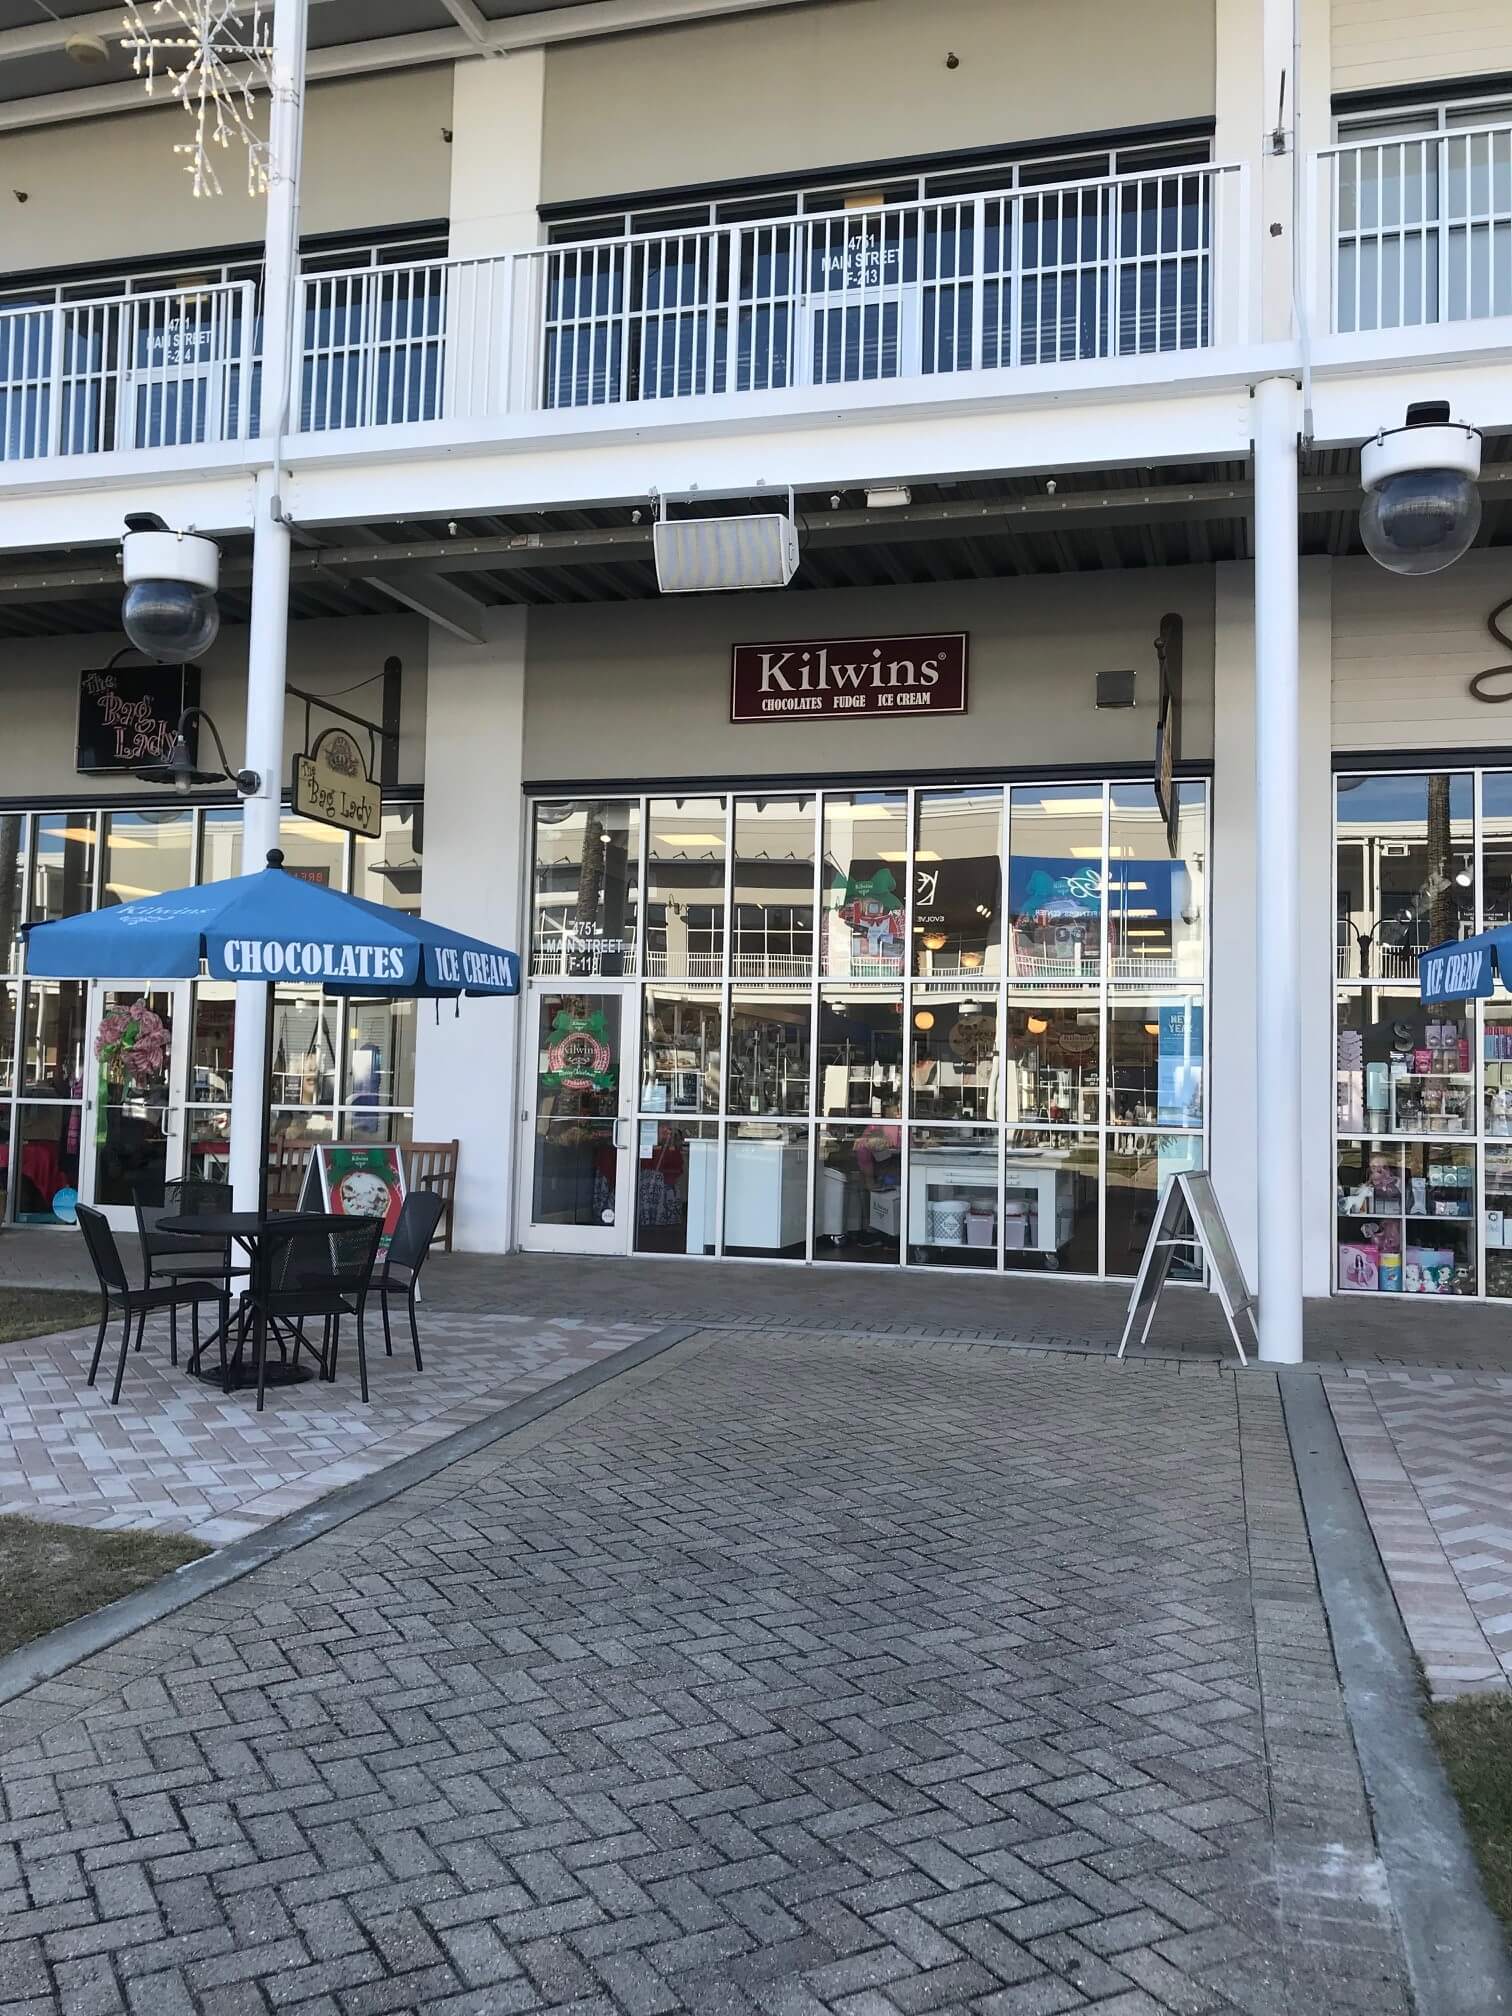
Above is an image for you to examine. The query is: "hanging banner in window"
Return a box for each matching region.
[76,665,198,774]
[731,633,967,723]
[291,726,382,838]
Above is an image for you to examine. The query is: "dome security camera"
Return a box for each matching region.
[1360,401,1483,576]
[121,513,222,662]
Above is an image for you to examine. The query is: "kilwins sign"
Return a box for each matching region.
[730,633,968,723]
[291,728,381,839]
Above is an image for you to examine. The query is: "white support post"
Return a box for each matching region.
[1254,372,1304,1363]
[228,0,308,1212]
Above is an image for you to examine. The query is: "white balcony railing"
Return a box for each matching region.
[1319,120,1512,333]
[0,281,255,462]
[0,164,1243,466]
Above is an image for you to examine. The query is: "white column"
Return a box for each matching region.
[229,0,308,1211]
[1254,373,1304,1361]
[412,611,528,1252]
[1299,557,1336,1298]
[1210,562,1259,1289]
[448,51,547,258]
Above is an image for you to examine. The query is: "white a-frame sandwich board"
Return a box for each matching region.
[1118,1169,1256,1364]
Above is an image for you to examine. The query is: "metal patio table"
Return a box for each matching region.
[164,1208,330,1392]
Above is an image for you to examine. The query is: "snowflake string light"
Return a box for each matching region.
[121,1,276,199]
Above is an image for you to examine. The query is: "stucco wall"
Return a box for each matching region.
[540,0,1216,207]
[0,616,427,800]
[0,69,452,277]
[521,571,1216,784]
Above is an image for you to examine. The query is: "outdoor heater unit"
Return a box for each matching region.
[653,503,801,594]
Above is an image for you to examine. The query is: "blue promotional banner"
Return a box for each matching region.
[1157,1001,1204,1126]
[1419,933,1503,1003]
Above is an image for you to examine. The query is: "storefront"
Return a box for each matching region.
[519,775,1209,1277]
[1334,763,1512,1299]
[0,798,423,1227]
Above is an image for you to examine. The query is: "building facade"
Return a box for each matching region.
[1,0,1511,1351]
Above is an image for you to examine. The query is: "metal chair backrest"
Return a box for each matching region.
[164,1178,232,1217]
[386,1189,446,1276]
[260,1213,384,1304]
[134,1184,222,1267]
[77,1202,130,1294]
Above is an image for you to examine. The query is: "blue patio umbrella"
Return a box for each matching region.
[24,848,518,997]
[23,848,518,1205]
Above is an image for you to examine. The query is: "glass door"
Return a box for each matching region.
[80,982,191,1229]
[521,986,634,1254]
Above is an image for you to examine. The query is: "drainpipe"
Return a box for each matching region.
[229,0,308,1212]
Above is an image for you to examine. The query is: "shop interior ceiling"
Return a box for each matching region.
[1,448,1511,640]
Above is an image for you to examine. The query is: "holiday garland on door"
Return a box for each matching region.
[93,998,170,1150]
[122,1,276,198]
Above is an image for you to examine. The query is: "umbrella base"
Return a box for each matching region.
[186,1356,316,1391]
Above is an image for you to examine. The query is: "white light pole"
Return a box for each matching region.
[228,0,308,1210]
[1254,372,1304,1364]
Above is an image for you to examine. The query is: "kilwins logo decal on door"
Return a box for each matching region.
[730,633,968,722]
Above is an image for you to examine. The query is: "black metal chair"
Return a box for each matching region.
[253,1214,385,1410]
[133,1182,247,1371]
[369,1189,446,1372]
[77,1203,230,1405]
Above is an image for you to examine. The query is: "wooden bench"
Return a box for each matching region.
[405,1140,460,1252]
[266,1140,313,1212]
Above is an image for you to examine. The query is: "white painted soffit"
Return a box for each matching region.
[0,0,834,134]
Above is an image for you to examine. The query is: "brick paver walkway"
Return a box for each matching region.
[1327,1367,1512,1696]
[0,1330,1408,2015]
[0,1313,650,1546]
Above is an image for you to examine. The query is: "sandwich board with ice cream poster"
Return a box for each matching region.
[300,1142,407,1249]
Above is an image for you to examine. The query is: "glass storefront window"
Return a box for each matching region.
[531,799,641,978]
[645,797,726,978]
[346,997,416,1112]
[1004,996,1100,1125]
[100,810,192,908]
[1009,788,1103,980]
[641,989,722,1115]
[31,814,95,923]
[191,985,235,1105]
[733,796,815,979]
[270,990,338,1108]
[1336,989,1472,1136]
[814,1122,901,1264]
[199,808,242,884]
[531,990,624,1230]
[821,793,908,977]
[636,1118,717,1255]
[0,986,15,1094]
[912,790,1002,976]
[909,1125,998,1268]
[1106,1132,1202,1278]
[817,990,903,1118]
[340,1110,413,1146]
[1487,1145,1512,1301]
[909,991,998,1122]
[1004,1129,1098,1272]
[279,814,349,890]
[0,814,23,975]
[1335,772,1472,980]
[269,1109,337,1149]
[1109,783,1205,981]
[21,981,85,1093]
[354,807,423,912]
[1110,998,1204,1128]
[727,993,811,1116]
[518,778,1212,1281]
[725,1121,809,1258]
[14,1101,82,1224]
[184,1109,231,1187]
[1336,1137,1476,1296]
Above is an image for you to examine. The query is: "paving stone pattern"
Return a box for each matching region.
[0,1313,649,1546]
[0,1330,1407,2015]
[1327,1366,1512,1695]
